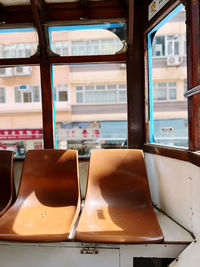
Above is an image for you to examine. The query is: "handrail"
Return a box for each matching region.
[184,85,200,98]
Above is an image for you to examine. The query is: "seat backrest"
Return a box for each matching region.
[17,149,80,207]
[0,150,15,216]
[85,149,151,205]
[76,149,163,243]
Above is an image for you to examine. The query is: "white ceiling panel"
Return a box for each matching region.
[0,0,30,5]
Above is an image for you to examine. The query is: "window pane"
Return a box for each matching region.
[148,6,188,148]
[174,41,179,55]
[49,23,126,56]
[53,64,127,156]
[15,87,21,103]
[107,84,117,89]
[59,91,68,102]
[32,86,40,102]
[119,91,126,102]
[76,92,83,103]
[96,85,105,90]
[169,88,176,100]
[152,36,165,57]
[0,28,38,59]
[154,88,167,100]
[0,66,43,157]
[0,88,5,103]
[23,92,32,103]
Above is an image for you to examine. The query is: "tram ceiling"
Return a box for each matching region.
[0,0,129,26]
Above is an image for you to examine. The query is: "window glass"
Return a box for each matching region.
[148,5,188,148]
[0,28,38,58]
[49,23,126,56]
[0,66,43,157]
[55,85,68,102]
[152,36,165,57]
[0,87,6,103]
[53,64,127,157]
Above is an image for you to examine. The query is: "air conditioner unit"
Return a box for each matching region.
[14,66,32,76]
[119,63,126,69]
[0,67,13,77]
[167,56,181,66]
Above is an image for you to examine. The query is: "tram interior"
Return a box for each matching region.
[0,0,199,266]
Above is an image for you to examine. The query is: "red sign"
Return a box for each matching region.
[0,129,42,140]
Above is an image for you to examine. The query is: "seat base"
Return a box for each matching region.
[0,211,193,267]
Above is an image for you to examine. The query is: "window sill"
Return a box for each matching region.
[143,143,200,168]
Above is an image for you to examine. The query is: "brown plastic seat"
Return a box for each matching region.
[75,149,163,243]
[0,149,80,242]
[0,150,15,217]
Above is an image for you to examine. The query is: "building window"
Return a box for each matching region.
[15,85,41,103]
[55,85,68,102]
[72,39,122,56]
[166,35,180,56]
[52,41,68,56]
[153,82,177,101]
[152,35,180,57]
[76,84,126,104]
[3,43,36,58]
[0,87,6,103]
[152,36,165,57]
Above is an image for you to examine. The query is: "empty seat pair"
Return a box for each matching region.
[0,149,163,243]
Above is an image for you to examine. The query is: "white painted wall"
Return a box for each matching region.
[145,153,200,237]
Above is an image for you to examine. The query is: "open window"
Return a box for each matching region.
[147,4,188,148]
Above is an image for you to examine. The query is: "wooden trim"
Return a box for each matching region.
[144,32,150,143]
[187,0,200,150]
[30,0,54,148]
[40,63,54,149]
[1,1,127,25]
[143,143,188,161]
[127,1,145,149]
[143,0,180,34]
[0,58,40,66]
[143,143,200,168]
[50,54,126,65]
[128,0,134,46]
[46,1,127,22]
[0,54,125,67]
[30,0,46,49]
